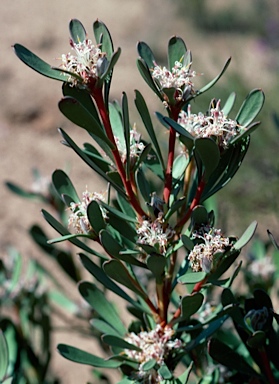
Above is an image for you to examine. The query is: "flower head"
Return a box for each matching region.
[137,214,175,255]
[68,189,107,234]
[188,225,230,273]
[152,59,196,100]
[178,100,243,148]
[60,38,106,86]
[114,124,145,166]
[124,325,182,382]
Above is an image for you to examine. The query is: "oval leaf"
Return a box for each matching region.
[236,89,265,127]
[0,331,9,381]
[233,221,257,250]
[52,169,79,203]
[69,19,86,44]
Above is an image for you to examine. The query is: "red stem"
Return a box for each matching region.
[93,88,146,218]
[175,178,206,230]
[163,107,180,206]
[258,347,276,384]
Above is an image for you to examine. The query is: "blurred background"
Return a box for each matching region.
[0,0,279,382]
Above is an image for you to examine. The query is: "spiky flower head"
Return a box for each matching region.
[178,100,243,148]
[152,59,196,102]
[60,38,107,87]
[124,325,182,383]
[137,214,175,255]
[68,189,107,234]
[188,225,230,273]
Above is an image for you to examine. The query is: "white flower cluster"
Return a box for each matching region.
[124,325,182,382]
[188,225,230,273]
[114,125,145,164]
[247,258,275,282]
[152,60,196,93]
[68,189,107,234]
[137,216,175,255]
[178,101,243,148]
[60,38,105,84]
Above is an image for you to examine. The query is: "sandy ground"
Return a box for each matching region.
[1,1,279,382]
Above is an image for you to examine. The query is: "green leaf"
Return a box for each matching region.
[136,167,151,202]
[103,260,147,299]
[134,90,165,171]
[62,83,101,126]
[176,293,204,323]
[191,205,209,226]
[49,290,79,314]
[158,364,173,380]
[233,221,257,250]
[102,335,141,351]
[0,331,9,381]
[137,41,156,69]
[100,202,137,223]
[93,20,114,59]
[90,319,120,337]
[79,281,126,335]
[69,19,86,44]
[172,154,189,180]
[178,271,206,284]
[79,253,151,314]
[222,92,236,116]
[197,57,231,95]
[235,89,265,127]
[13,43,68,81]
[87,200,106,234]
[5,181,45,201]
[146,254,166,280]
[57,344,121,368]
[142,359,157,371]
[208,338,259,377]
[52,169,79,203]
[59,96,114,149]
[137,58,162,100]
[168,36,187,70]
[58,128,126,196]
[194,138,220,182]
[109,102,125,148]
[42,209,103,257]
[122,92,131,177]
[163,116,194,152]
[47,233,92,244]
[247,331,266,348]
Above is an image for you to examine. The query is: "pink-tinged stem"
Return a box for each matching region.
[175,178,206,230]
[163,107,180,206]
[93,88,146,219]
[258,347,276,384]
[192,276,208,293]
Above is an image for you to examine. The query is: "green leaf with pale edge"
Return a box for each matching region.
[137,58,162,100]
[103,260,147,299]
[58,97,113,149]
[90,319,121,337]
[178,271,206,284]
[109,102,125,148]
[69,19,86,44]
[79,253,150,313]
[58,128,126,196]
[14,43,68,81]
[93,20,113,59]
[137,41,156,69]
[158,364,173,380]
[47,233,92,244]
[198,57,231,95]
[52,169,79,203]
[176,293,204,323]
[168,36,187,70]
[222,92,236,116]
[0,331,9,381]
[134,90,165,170]
[208,338,259,377]
[236,89,265,127]
[79,281,126,335]
[57,344,121,368]
[102,335,141,351]
[42,209,104,257]
[194,138,220,182]
[122,93,131,177]
[87,200,106,234]
[146,254,166,279]
[233,221,257,250]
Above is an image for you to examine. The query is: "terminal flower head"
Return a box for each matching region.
[68,189,107,234]
[152,59,196,98]
[124,324,182,383]
[188,225,230,273]
[60,38,107,87]
[178,100,243,148]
